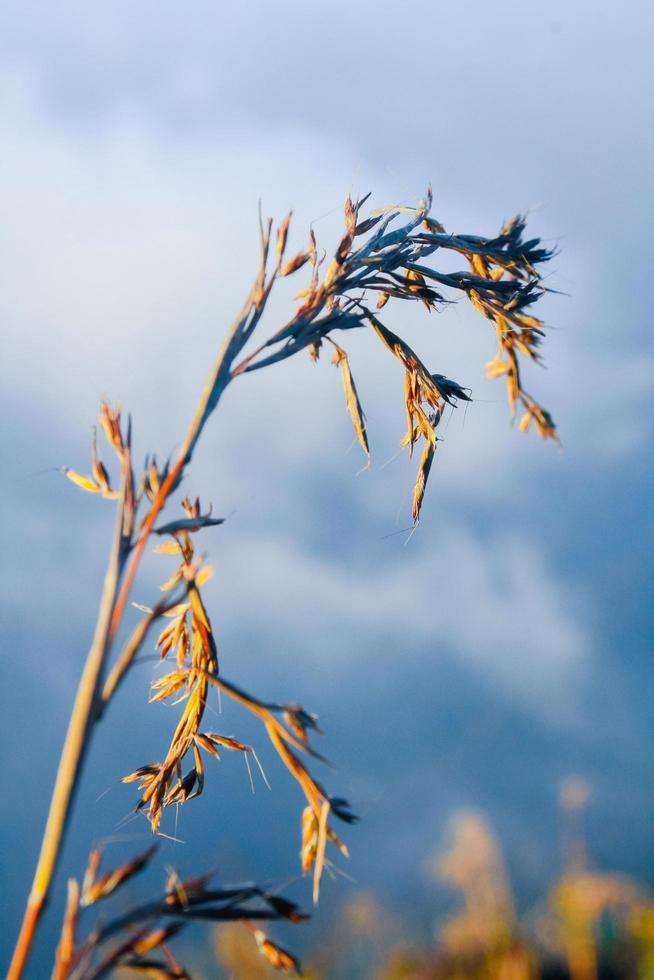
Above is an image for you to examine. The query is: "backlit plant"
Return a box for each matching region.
[9,188,557,979]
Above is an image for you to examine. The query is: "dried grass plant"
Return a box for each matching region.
[9,188,557,978]
[373,793,653,980]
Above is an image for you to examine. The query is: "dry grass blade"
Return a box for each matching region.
[328,339,370,462]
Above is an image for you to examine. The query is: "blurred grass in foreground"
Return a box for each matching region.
[212,781,654,980]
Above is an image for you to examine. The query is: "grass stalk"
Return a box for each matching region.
[9,282,254,975]
[8,466,130,979]
[9,190,558,977]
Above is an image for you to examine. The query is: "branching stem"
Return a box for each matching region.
[9,190,556,976]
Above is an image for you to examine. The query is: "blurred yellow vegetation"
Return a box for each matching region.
[212,786,653,980]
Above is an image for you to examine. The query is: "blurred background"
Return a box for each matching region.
[1,2,653,976]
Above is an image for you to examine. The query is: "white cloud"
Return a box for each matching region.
[206,524,588,712]
[0,60,629,727]
[2,63,651,506]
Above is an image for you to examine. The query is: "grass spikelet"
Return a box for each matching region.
[301,806,319,874]
[412,438,436,525]
[80,845,158,907]
[253,929,302,975]
[329,339,370,462]
[63,468,100,493]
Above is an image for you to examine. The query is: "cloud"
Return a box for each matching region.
[3,11,653,972]
[0,69,628,723]
[207,523,588,708]
[2,67,651,513]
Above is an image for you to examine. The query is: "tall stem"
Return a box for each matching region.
[9,305,243,978]
[8,478,128,980]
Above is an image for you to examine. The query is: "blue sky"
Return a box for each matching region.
[1,2,653,973]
